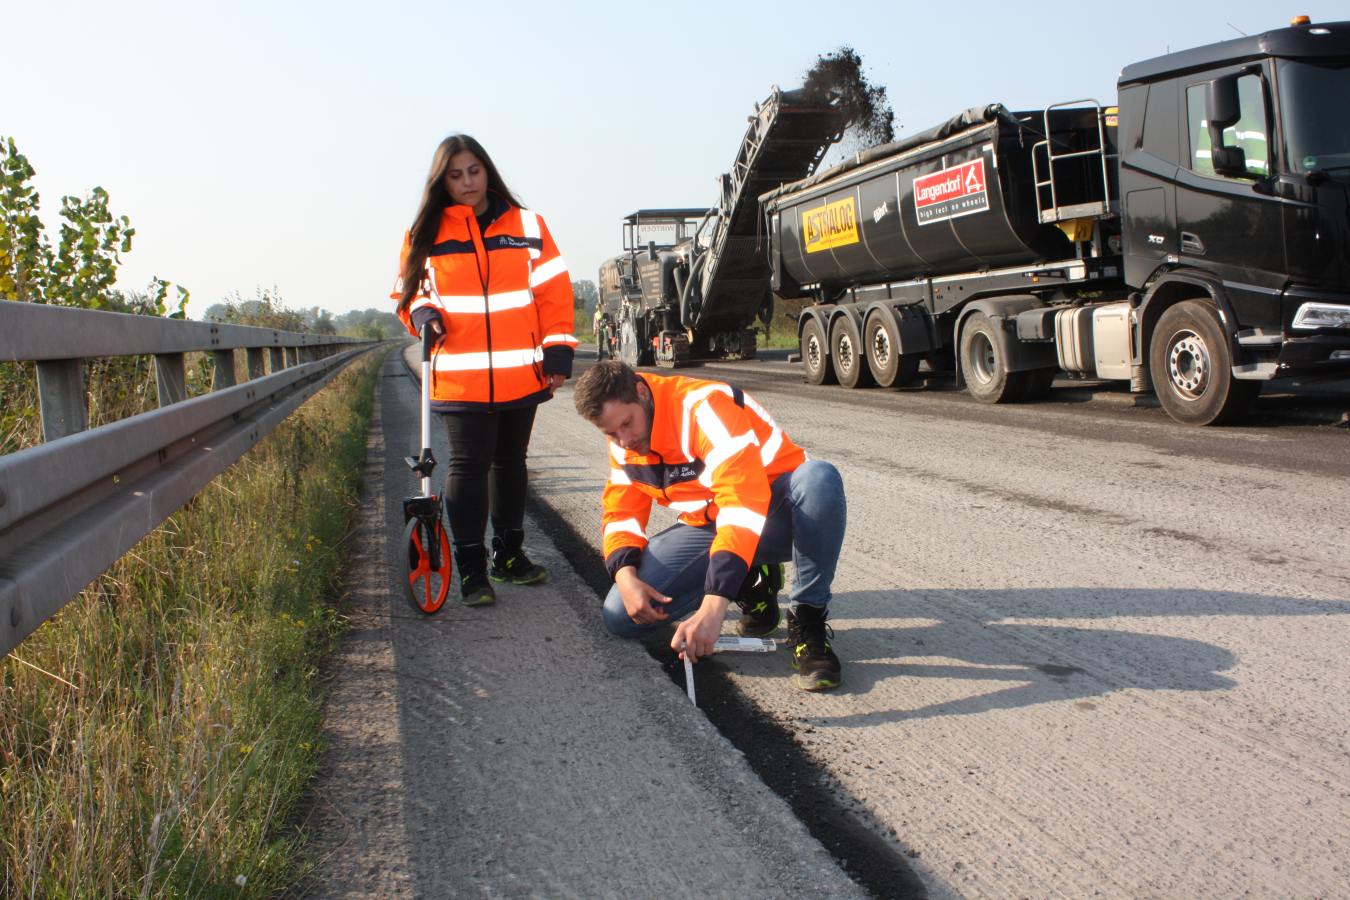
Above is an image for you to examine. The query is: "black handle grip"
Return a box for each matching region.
[421,323,436,362]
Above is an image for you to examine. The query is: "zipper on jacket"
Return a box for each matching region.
[651,449,670,503]
[469,215,495,408]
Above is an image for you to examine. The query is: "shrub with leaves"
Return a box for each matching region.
[1,136,191,452]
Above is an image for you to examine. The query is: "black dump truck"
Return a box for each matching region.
[765,17,1350,424]
[597,87,847,368]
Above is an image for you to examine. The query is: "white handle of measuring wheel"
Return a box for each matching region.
[419,325,434,497]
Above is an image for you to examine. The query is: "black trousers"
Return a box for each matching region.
[441,405,537,549]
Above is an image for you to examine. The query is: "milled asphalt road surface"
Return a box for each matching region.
[295,348,866,898]
[301,343,1350,898]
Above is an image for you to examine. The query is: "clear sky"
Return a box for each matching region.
[8,1,1345,319]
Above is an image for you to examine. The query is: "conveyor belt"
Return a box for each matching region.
[694,88,845,331]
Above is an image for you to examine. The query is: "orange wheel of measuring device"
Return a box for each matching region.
[403,514,452,614]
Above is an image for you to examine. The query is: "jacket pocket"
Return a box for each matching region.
[530,331,544,386]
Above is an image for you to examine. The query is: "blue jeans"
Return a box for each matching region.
[601,459,846,638]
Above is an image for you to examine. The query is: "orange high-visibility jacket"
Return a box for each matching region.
[393,201,577,411]
[601,373,806,599]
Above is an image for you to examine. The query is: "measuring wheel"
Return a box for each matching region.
[401,322,453,614]
[403,501,451,614]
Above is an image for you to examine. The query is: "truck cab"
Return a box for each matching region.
[1118,18,1350,419]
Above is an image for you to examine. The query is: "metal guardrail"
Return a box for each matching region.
[0,301,380,655]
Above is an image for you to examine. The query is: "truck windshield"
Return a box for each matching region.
[1277,60,1350,174]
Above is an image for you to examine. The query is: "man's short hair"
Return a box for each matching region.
[573,360,641,421]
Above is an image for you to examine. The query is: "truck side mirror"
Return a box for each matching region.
[1206,74,1247,177]
[1207,75,1241,131]
[647,240,658,262]
[1211,145,1247,176]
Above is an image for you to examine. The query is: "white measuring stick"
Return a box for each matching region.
[714,636,776,653]
[420,356,432,497]
[683,653,695,704]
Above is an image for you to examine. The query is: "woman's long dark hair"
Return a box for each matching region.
[399,134,524,311]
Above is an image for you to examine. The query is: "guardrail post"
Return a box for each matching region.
[286,346,300,368]
[154,353,187,406]
[269,347,285,373]
[35,359,89,441]
[212,350,237,390]
[246,348,265,380]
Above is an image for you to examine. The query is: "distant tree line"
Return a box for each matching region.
[201,293,403,340]
[573,279,597,316]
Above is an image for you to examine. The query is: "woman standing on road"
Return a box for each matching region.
[393,134,577,607]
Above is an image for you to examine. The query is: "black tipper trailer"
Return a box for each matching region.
[762,18,1350,425]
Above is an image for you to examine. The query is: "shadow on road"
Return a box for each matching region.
[730,587,1350,726]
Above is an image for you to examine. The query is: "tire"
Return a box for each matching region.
[801,317,836,385]
[403,515,451,614]
[831,315,875,389]
[864,309,922,388]
[959,311,1028,403]
[1149,300,1259,425]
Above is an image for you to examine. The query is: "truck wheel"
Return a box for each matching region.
[864,310,921,388]
[959,312,1025,403]
[801,318,836,385]
[1149,300,1258,425]
[831,315,875,389]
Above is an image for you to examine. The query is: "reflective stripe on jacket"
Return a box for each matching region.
[601,373,806,598]
[392,202,577,411]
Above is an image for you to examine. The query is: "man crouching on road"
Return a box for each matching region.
[572,360,846,691]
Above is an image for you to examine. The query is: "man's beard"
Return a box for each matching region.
[636,394,656,454]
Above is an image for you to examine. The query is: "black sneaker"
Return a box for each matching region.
[786,605,841,692]
[458,569,497,607]
[489,533,547,585]
[735,563,783,637]
[455,544,496,607]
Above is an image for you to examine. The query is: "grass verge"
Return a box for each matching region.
[1,348,386,897]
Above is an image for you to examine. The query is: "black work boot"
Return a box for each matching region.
[455,544,496,607]
[786,604,842,692]
[489,529,547,585]
[734,563,783,637]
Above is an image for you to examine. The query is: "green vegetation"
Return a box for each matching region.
[1,349,384,897]
[1,136,189,315]
[1,132,386,896]
[572,278,597,317]
[1,136,196,455]
[759,296,809,349]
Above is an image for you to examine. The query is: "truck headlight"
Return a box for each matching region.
[1291,302,1350,330]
